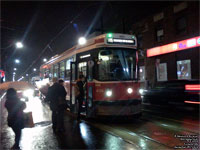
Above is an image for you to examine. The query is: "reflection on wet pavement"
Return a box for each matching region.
[1,95,139,150]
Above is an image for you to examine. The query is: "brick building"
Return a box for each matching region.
[131,2,199,88]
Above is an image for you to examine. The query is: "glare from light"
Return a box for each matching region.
[20,98,26,101]
[13,72,16,75]
[26,74,28,76]
[15,59,20,64]
[43,58,47,62]
[106,90,112,97]
[139,89,144,95]
[16,42,23,48]
[78,37,86,45]
[33,68,37,71]
[80,123,87,138]
[127,88,133,94]
[23,89,34,97]
[14,68,17,71]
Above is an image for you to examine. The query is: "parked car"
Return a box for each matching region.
[141,80,200,105]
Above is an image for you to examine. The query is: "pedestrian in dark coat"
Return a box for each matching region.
[46,78,67,133]
[5,88,26,149]
[76,75,85,120]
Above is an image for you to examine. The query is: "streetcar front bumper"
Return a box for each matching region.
[94,99,142,116]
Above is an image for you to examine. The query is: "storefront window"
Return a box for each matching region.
[139,66,145,82]
[156,63,167,81]
[177,60,191,79]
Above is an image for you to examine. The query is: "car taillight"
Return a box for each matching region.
[185,84,200,91]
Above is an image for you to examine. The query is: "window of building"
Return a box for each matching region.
[139,66,145,82]
[173,2,187,13]
[155,27,164,42]
[175,17,187,34]
[153,12,164,22]
[177,59,191,79]
[156,63,167,81]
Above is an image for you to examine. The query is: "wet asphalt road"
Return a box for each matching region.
[1,94,200,150]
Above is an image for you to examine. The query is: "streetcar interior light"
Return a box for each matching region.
[106,90,112,97]
[127,88,133,94]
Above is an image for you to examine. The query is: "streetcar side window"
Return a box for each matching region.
[65,58,71,80]
[50,66,53,79]
[53,64,59,78]
[78,62,87,77]
[60,61,65,79]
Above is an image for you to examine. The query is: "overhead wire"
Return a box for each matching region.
[18,2,102,80]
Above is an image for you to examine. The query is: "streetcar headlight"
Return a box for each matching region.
[127,88,133,94]
[106,90,112,97]
[139,89,144,95]
[23,89,34,97]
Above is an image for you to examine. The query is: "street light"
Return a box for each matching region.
[15,59,20,64]
[43,58,47,62]
[26,74,28,76]
[14,68,17,71]
[33,68,36,72]
[15,42,23,49]
[78,37,86,45]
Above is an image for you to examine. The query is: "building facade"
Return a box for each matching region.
[132,2,199,88]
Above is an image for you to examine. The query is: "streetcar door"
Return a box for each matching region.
[70,62,77,112]
[86,60,95,117]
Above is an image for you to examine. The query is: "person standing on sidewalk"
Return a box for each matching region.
[45,78,67,133]
[5,88,26,149]
[76,75,86,121]
[57,79,68,131]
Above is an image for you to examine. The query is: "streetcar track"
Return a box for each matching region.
[138,116,199,135]
[83,120,172,150]
[142,109,200,127]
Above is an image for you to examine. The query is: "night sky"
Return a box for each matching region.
[1,1,175,80]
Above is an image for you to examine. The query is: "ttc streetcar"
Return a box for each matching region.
[37,33,142,118]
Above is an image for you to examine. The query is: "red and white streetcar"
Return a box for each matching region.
[38,33,142,117]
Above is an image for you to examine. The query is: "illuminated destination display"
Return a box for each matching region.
[107,38,135,45]
[147,36,200,57]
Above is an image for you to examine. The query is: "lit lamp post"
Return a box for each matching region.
[15,59,20,64]
[78,37,87,45]
[15,42,23,49]
[33,68,36,72]
[43,58,47,62]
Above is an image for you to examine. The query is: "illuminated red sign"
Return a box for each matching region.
[185,84,200,91]
[147,36,200,57]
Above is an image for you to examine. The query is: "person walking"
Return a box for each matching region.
[76,75,85,121]
[45,78,67,133]
[5,88,26,149]
[57,79,68,131]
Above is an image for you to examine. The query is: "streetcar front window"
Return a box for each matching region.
[98,48,137,81]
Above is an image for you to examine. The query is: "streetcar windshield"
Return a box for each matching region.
[98,48,137,81]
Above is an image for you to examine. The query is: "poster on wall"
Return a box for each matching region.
[177,60,191,79]
[157,63,167,81]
